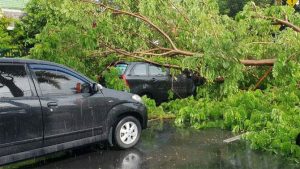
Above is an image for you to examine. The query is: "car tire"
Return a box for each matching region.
[114,116,142,149]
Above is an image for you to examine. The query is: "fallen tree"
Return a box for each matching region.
[82,0,299,93]
[24,0,300,161]
[83,0,298,66]
[25,0,299,94]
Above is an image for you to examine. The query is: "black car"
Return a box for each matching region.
[0,58,147,166]
[115,62,204,103]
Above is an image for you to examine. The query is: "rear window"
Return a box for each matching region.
[149,65,167,76]
[131,64,147,76]
[115,63,128,75]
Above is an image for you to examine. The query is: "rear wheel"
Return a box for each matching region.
[114,116,141,149]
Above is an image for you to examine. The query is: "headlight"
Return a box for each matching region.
[132,94,143,103]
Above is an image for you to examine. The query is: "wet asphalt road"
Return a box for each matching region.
[6,120,300,169]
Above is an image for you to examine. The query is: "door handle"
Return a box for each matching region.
[47,102,58,107]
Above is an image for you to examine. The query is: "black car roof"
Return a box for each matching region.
[0,58,60,65]
[0,58,94,82]
[0,58,74,70]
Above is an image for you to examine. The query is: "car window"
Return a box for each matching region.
[115,63,128,75]
[0,65,32,98]
[33,69,89,96]
[149,65,167,76]
[131,64,147,76]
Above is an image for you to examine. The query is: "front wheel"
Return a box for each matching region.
[114,116,142,149]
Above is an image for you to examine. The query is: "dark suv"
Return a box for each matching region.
[0,58,147,166]
[115,62,204,103]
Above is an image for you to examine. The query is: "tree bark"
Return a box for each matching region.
[240,59,276,66]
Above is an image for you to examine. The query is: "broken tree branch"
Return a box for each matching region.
[112,48,182,69]
[240,59,276,66]
[253,66,273,90]
[86,0,279,69]
[251,2,300,32]
[164,0,190,23]
[83,0,179,50]
[258,15,300,33]
[273,17,300,32]
[98,40,182,69]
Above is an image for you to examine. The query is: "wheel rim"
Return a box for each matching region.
[120,121,138,145]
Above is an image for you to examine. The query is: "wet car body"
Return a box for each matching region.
[0,58,147,166]
[116,62,204,103]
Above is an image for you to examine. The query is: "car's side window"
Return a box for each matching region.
[131,64,147,76]
[0,64,32,98]
[149,65,167,76]
[33,69,90,96]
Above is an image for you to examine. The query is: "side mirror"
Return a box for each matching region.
[97,83,103,90]
[92,83,99,93]
[91,83,103,94]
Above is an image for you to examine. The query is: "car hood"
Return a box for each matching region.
[100,88,136,103]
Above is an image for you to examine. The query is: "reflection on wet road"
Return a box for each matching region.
[13,120,300,169]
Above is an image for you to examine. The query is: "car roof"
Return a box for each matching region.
[0,58,58,65]
[0,58,71,69]
[0,58,94,82]
[115,61,146,65]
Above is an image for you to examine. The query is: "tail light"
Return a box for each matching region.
[121,74,130,87]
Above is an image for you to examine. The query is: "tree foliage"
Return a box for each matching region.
[0,16,14,49]
[0,13,27,52]
[0,16,24,50]
[24,0,299,94]
[218,0,273,16]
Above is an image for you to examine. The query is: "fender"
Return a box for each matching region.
[105,102,147,146]
[105,102,147,130]
[130,84,154,96]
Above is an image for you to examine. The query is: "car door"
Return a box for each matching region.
[148,64,171,102]
[0,64,43,157]
[125,63,150,95]
[171,73,194,98]
[29,64,101,146]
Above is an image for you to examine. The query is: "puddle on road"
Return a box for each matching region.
[6,120,300,169]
